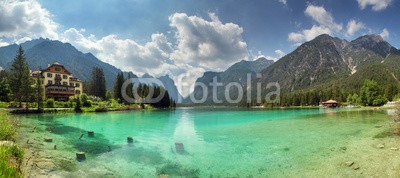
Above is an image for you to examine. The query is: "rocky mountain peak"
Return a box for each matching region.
[351,34,397,57]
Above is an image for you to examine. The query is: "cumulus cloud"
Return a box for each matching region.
[62,28,174,75]
[304,5,342,32]
[275,50,286,58]
[357,0,392,11]
[288,5,341,44]
[380,28,389,39]
[0,0,58,39]
[253,50,285,62]
[0,39,8,47]
[346,19,365,36]
[169,12,249,71]
[288,25,331,43]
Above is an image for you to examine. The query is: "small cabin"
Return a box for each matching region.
[322,100,340,108]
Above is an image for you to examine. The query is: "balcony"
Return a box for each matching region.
[45,85,75,96]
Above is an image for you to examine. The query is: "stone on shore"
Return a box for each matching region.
[0,141,14,147]
[377,144,385,149]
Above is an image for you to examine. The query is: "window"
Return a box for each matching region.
[63,75,67,79]
[55,67,61,71]
[48,80,52,85]
[75,83,80,87]
[56,74,61,78]
[63,82,68,85]
[76,90,81,94]
[47,73,52,78]
[70,83,74,86]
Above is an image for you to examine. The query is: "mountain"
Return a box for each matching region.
[184,34,400,105]
[158,75,183,102]
[256,34,400,102]
[184,57,274,104]
[0,38,132,90]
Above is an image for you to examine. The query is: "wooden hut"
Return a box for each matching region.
[322,100,339,108]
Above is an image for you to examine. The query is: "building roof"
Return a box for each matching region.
[323,100,338,104]
[42,62,72,75]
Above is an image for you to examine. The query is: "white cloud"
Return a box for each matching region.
[346,19,365,36]
[62,28,174,75]
[278,0,287,6]
[0,39,8,47]
[169,12,249,71]
[357,0,392,11]
[288,5,341,44]
[380,28,389,39]
[253,50,285,62]
[288,25,332,43]
[304,5,342,32]
[0,0,58,39]
[275,50,286,58]
[15,37,32,44]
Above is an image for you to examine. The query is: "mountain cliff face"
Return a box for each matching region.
[259,34,400,93]
[157,75,183,102]
[184,57,274,104]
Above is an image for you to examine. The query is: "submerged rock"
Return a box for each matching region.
[345,161,354,167]
[44,138,53,142]
[390,147,398,151]
[376,144,385,149]
[175,142,185,153]
[76,152,86,161]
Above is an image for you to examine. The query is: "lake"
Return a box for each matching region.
[16,108,400,177]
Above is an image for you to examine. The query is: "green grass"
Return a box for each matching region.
[0,110,23,178]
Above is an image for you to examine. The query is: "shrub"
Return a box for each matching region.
[74,96,82,113]
[81,94,92,107]
[45,98,55,108]
[7,102,19,108]
[95,102,109,112]
[372,95,388,106]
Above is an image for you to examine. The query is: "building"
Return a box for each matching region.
[322,100,340,108]
[32,62,83,101]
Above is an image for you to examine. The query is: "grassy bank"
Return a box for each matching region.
[0,110,24,177]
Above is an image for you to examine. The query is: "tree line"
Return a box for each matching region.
[279,79,398,107]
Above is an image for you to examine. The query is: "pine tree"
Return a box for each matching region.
[89,67,106,99]
[9,46,34,107]
[0,78,11,102]
[126,73,134,104]
[37,71,44,112]
[113,72,125,102]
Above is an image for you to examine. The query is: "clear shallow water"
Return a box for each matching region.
[16,108,391,177]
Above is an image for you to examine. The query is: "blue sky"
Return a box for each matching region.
[35,0,399,53]
[0,0,398,95]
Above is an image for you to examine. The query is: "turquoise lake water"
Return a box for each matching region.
[16,108,392,177]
